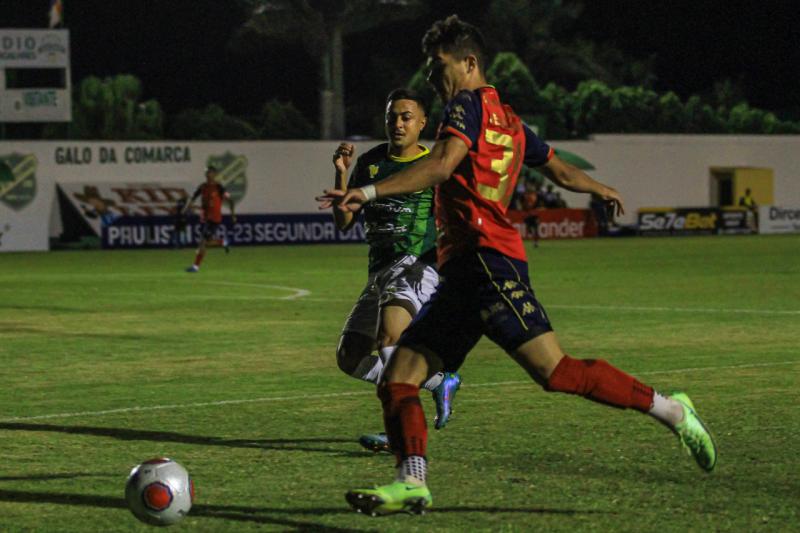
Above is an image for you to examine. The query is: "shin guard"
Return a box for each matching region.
[546,355,654,412]
[378,382,428,462]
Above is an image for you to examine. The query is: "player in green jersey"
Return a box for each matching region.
[322,88,462,451]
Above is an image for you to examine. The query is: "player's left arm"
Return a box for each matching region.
[539,156,625,216]
[219,185,236,223]
[321,136,467,211]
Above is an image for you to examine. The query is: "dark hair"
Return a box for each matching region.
[386,88,427,116]
[422,14,487,71]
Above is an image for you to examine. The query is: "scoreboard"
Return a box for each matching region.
[0,29,72,122]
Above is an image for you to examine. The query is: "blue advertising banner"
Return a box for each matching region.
[101,213,365,249]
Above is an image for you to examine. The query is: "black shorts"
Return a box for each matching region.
[201,221,222,240]
[398,248,553,371]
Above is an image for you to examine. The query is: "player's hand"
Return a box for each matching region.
[332,143,354,174]
[231,216,238,224]
[600,187,625,216]
[315,188,367,212]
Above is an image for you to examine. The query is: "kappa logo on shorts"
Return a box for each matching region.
[0,153,38,211]
[207,152,248,205]
[481,302,506,322]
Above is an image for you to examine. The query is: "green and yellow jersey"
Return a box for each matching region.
[348,143,437,273]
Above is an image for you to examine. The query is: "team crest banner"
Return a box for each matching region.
[0,153,38,211]
[206,152,247,205]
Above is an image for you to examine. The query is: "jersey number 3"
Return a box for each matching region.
[477,129,516,207]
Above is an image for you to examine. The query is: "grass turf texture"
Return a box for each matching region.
[0,235,797,532]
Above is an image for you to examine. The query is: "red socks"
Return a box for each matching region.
[378,382,427,461]
[546,355,654,412]
[193,249,205,267]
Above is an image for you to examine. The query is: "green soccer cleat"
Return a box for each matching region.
[433,372,461,430]
[671,391,718,472]
[345,481,432,516]
[358,433,391,453]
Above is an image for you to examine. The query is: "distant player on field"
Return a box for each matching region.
[185,165,236,273]
[320,15,717,516]
[320,88,463,452]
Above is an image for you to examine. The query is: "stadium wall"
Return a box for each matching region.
[1,136,799,251]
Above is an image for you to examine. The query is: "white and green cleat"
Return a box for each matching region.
[671,391,718,472]
[346,481,432,516]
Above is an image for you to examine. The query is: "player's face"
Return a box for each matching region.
[426,48,469,101]
[385,99,426,150]
[205,170,217,182]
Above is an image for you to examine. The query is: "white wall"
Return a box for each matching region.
[1,135,799,251]
[553,135,800,223]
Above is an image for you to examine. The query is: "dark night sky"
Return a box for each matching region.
[2,0,799,128]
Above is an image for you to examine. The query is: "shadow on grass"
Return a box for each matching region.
[0,488,365,532]
[0,487,604,530]
[0,473,116,482]
[0,324,151,341]
[0,422,367,457]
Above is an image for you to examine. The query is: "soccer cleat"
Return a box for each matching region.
[345,482,432,516]
[432,372,461,430]
[185,265,199,273]
[671,391,717,472]
[358,433,391,453]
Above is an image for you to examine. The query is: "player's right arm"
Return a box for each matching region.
[329,143,357,231]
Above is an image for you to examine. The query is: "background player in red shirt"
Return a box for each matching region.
[320,15,717,516]
[185,165,236,273]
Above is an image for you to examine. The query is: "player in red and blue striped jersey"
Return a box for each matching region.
[320,15,717,516]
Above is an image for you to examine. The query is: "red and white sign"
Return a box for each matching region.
[508,208,598,240]
[58,181,192,236]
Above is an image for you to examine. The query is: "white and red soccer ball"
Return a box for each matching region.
[125,458,194,526]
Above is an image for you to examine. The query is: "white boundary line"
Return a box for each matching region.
[209,284,800,316]
[548,304,800,316]
[1,360,795,423]
[203,281,311,300]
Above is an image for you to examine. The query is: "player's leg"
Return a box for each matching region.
[337,279,394,452]
[186,234,207,272]
[346,347,441,516]
[511,333,716,471]
[338,278,383,384]
[346,261,482,515]
[222,221,231,252]
[376,258,460,425]
[484,250,717,472]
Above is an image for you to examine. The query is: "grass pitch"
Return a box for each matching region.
[0,235,798,532]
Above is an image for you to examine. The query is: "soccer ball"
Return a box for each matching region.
[124,458,194,526]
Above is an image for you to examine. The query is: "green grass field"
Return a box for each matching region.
[1,235,798,532]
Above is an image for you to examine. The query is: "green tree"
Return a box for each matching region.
[684,95,725,134]
[570,79,613,137]
[483,0,655,89]
[486,52,540,115]
[655,91,686,133]
[407,63,442,140]
[168,104,258,140]
[234,0,425,139]
[62,75,163,140]
[537,82,573,139]
[259,100,316,139]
